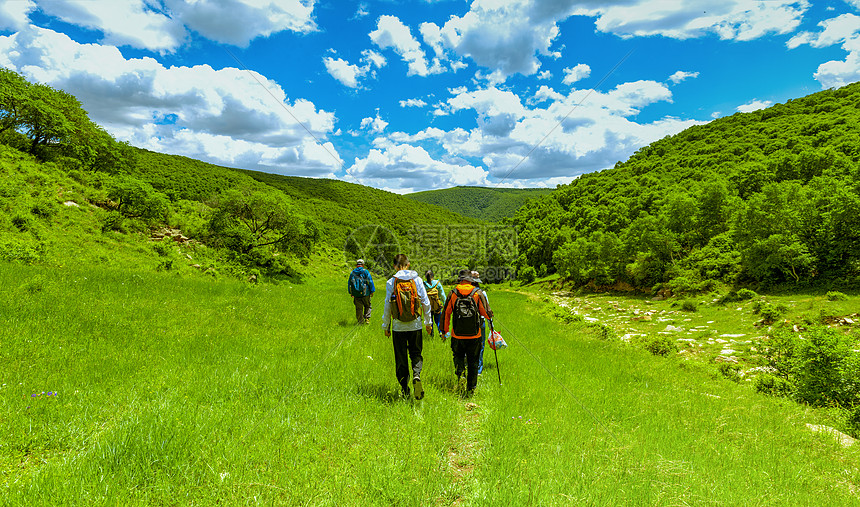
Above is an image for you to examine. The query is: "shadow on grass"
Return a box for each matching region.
[337,318,354,327]
[355,382,405,404]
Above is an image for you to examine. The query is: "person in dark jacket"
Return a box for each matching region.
[348,259,375,324]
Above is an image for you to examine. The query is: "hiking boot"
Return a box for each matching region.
[413,377,424,400]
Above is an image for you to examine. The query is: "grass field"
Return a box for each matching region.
[2,262,860,505]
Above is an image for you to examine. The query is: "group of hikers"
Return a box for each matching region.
[347,255,494,399]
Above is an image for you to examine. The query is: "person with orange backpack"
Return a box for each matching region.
[382,254,432,400]
[442,269,493,396]
[423,270,446,338]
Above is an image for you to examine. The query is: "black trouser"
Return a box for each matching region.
[393,329,423,393]
[353,295,372,323]
[451,337,481,392]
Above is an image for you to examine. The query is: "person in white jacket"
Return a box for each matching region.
[382,253,432,400]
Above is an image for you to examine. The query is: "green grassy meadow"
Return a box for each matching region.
[2,262,860,505]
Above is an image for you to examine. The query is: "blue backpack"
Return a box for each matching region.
[350,270,371,297]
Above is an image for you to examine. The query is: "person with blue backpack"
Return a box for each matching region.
[348,259,375,324]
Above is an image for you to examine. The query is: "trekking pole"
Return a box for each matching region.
[490,319,501,386]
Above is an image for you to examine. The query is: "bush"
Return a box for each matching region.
[826,291,848,301]
[754,374,794,397]
[518,266,536,284]
[588,322,615,340]
[846,406,860,438]
[101,211,124,232]
[759,304,784,325]
[639,335,678,356]
[736,288,758,300]
[718,362,742,383]
[793,326,860,407]
[680,299,698,312]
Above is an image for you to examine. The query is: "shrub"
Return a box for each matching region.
[518,266,536,284]
[736,288,758,300]
[588,322,616,340]
[101,211,124,232]
[793,326,860,407]
[846,406,860,438]
[754,374,794,397]
[759,304,784,325]
[680,299,698,312]
[826,291,848,301]
[718,362,742,383]
[640,335,678,356]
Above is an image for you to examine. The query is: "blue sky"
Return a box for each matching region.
[1,1,859,192]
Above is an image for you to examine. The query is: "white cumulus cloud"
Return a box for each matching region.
[669,70,699,84]
[562,64,591,85]
[370,15,440,76]
[347,144,489,192]
[0,26,340,177]
[9,0,317,52]
[737,99,773,113]
[787,13,860,88]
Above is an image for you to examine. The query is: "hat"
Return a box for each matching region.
[471,271,482,284]
[356,259,364,266]
[457,269,476,283]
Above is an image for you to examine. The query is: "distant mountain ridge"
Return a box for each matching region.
[406,186,554,222]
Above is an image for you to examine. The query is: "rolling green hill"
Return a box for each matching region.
[512,81,860,291]
[0,64,498,282]
[406,185,554,222]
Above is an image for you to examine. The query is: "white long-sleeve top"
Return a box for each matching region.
[381,269,432,332]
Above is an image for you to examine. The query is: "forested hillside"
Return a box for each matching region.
[513,82,860,290]
[406,186,553,222]
[0,67,491,281]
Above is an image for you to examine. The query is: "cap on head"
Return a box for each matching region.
[356,259,364,266]
[458,269,474,283]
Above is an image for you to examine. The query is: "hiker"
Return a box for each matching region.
[348,259,375,324]
[423,270,446,338]
[471,270,491,375]
[382,254,432,400]
[442,269,493,396]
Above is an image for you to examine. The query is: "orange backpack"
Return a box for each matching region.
[391,278,420,321]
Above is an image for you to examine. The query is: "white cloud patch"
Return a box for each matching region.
[427,79,698,180]
[360,113,388,134]
[412,0,806,81]
[323,49,387,88]
[537,70,552,80]
[737,99,772,113]
[370,15,440,76]
[0,26,340,177]
[787,13,860,88]
[347,144,489,192]
[0,0,35,31]
[584,0,808,41]
[669,70,699,84]
[399,98,427,108]
[11,0,316,52]
[562,64,590,85]
[323,57,363,88]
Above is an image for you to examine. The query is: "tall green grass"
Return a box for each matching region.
[2,263,858,505]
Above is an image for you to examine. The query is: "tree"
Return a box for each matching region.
[107,176,170,224]
[0,67,28,135]
[208,188,318,255]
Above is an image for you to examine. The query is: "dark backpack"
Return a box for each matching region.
[350,270,370,297]
[452,287,480,336]
[391,278,420,322]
